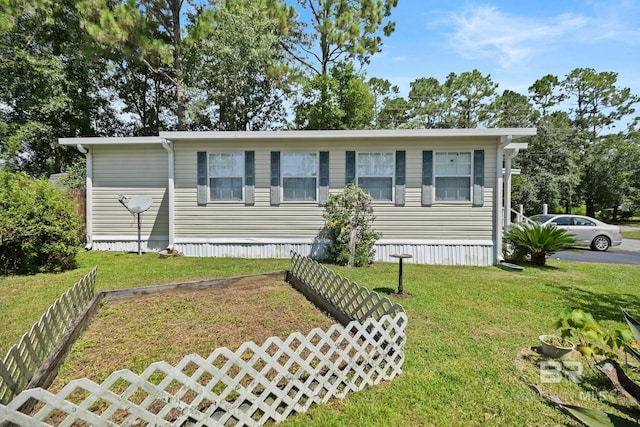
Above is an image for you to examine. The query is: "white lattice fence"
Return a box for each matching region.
[290,251,405,322]
[0,254,406,426]
[0,267,97,405]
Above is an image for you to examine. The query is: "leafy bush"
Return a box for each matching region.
[58,157,86,189]
[503,221,578,266]
[0,169,82,274]
[322,184,380,267]
[553,308,630,359]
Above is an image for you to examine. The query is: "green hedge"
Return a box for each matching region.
[0,169,82,274]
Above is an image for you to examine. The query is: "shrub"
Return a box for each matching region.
[503,221,578,266]
[58,157,86,189]
[0,169,82,274]
[322,184,380,267]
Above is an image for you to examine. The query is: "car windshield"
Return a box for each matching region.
[529,214,554,224]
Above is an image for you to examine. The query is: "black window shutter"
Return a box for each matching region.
[270,151,280,205]
[422,150,433,206]
[197,151,207,205]
[319,151,329,204]
[395,151,406,205]
[473,150,485,206]
[345,151,356,185]
[245,151,255,205]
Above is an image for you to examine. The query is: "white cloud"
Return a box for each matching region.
[435,5,592,68]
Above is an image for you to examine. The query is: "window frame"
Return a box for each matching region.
[356,151,395,202]
[281,151,319,203]
[433,151,473,203]
[207,151,245,203]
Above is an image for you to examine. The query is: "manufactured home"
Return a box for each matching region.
[59,129,534,266]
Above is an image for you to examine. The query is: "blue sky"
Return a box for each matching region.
[366,0,640,103]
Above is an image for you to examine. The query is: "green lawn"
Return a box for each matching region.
[2,251,640,426]
[623,230,640,240]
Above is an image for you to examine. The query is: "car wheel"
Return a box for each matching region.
[591,235,610,251]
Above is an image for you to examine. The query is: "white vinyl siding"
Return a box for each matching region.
[357,152,394,201]
[172,139,496,242]
[282,152,317,202]
[209,152,243,201]
[434,152,472,202]
[91,145,168,239]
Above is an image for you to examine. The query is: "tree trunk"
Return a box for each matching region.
[172,0,185,130]
[531,251,547,266]
[348,227,357,267]
[586,198,596,218]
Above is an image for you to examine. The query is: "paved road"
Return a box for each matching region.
[551,228,640,265]
[551,248,640,265]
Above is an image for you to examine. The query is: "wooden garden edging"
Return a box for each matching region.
[0,253,407,426]
[0,267,97,406]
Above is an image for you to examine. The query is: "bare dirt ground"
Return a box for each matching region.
[49,274,337,391]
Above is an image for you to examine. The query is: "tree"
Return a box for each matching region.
[626,130,640,211]
[485,90,538,128]
[79,0,191,130]
[406,77,448,129]
[444,70,498,128]
[563,68,637,136]
[286,0,398,76]
[378,96,409,129]
[368,77,399,128]
[515,112,580,215]
[0,0,115,177]
[586,133,640,220]
[108,56,176,135]
[561,68,639,217]
[403,70,498,129]
[528,74,564,117]
[185,0,290,130]
[294,62,374,129]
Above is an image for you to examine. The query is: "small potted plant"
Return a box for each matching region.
[539,334,575,359]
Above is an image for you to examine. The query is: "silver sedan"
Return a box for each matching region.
[529,214,623,251]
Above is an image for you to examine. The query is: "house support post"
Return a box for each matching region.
[161,139,175,250]
[495,135,512,263]
[504,148,519,227]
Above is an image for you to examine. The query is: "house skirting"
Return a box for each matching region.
[90,236,495,266]
[91,236,169,253]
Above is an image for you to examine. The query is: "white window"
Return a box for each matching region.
[435,152,471,201]
[282,152,317,201]
[358,152,393,201]
[209,153,243,201]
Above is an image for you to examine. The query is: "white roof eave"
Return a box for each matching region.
[58,136,166,146]
[159,128,536,142]
[59,128,536,146]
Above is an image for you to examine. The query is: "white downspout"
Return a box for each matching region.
[495,135,512,263]
[76,144,93,250]
[504,148,520,227]
[161,139,175,250]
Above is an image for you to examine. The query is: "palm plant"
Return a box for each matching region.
[503,222,579,266]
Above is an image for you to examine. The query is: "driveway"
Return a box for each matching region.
[551,226,640,265]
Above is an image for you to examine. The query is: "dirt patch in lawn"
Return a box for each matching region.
[49,274,336,391]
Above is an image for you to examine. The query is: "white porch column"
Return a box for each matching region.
[495,135,512,263]
[504,148,520,227]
